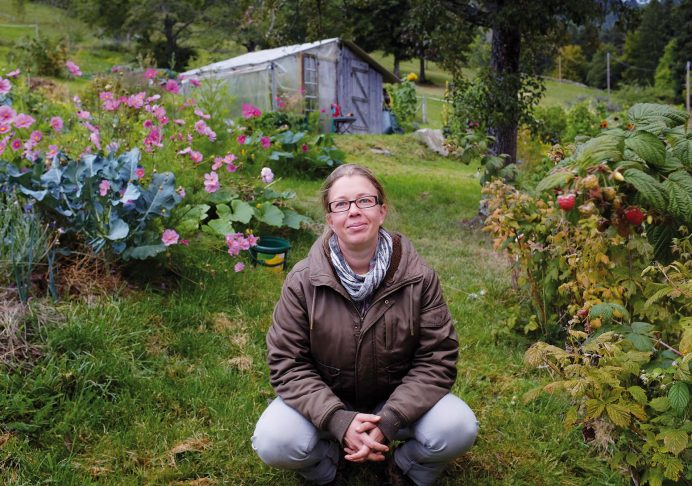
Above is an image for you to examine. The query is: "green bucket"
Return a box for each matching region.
[249,236,292,272]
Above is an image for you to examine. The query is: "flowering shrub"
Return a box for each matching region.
[0,64,316,281]
[386,78,418,132]
[483,103,691,485]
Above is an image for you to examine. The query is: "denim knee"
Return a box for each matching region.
[417,395,478,460]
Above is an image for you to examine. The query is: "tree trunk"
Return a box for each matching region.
[489,24,521,164]
[164,15,177,68]
[419,57,426,83]
[393,56,401,79]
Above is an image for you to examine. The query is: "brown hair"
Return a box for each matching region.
[320,164,387,213]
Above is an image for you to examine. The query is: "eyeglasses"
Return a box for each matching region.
[328,195,380,213]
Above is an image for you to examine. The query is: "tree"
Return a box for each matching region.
[654,38,677,100]
[553,45,588,83]
[586,42,623,89]
[672,0,692,102]
[442,0,621,164]
[621,0,674,86]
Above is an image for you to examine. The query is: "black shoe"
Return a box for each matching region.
[385,456,414,486]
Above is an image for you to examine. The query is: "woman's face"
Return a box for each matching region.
[326,175,387,252]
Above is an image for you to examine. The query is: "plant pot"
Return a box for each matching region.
[249,236,291,272]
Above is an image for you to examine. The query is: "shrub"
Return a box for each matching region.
[386,78,417,131]
[483,103,692,485]
[531,106,567,144]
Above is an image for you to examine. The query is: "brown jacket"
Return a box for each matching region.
[267,230,458,443]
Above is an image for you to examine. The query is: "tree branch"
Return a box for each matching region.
[441,0,493,28]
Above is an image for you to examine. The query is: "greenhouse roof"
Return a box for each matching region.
[184,38,398,83]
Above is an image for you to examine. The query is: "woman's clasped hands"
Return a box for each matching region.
[343,413,389,462]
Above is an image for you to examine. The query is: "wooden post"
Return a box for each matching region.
[687,61,691,114]
[421,96,427,124]
[607,52,611,100]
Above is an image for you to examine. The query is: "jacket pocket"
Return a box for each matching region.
[315,361,355,401]
[419,303,451,328]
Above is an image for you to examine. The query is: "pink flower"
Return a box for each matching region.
[261,136,271,149]
[144,68,158,79]
[10,138,22,151]
[143,119,154,129]
[177,186,186,198]
[226,163,238,173]
[180,239,189,246]
[234,262,245,272]
[144,126,163,149]
[236,134,246,145]
[204,171,220,193]
[0,137,7,156]
[161,229,180,246]
[29,130,42,143]
[0,78,11,95]
[164,79,179,94]
[189,78,200,88]
[173,119,185,126]
[194,108,210,119]
[261,167,274,184]
[212,157,223,171]
[241,103,262,119]
[135,167,145,178]
[99,179,110,196]
[194,119,208,134]
[50,116,63,132]
[246,234,258,246]
[302,143,309,153]
[65,60,82,77]
[127,92,146,109]
[178,147,192,156]
[99,91,113,101]
[0,105,15,123]
[0,124,11,135]
[103,99,120,111]
[76,110,91,120]
[190,151,203,164]
[46,144,59,158]
[106,141,119,153]
[206,129,216,142]
[14,113,35,128]
[6,69,20,78]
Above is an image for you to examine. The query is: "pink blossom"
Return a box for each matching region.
[234,262,245,272]
[106,142,119,153]
[173,119,185,126]
[204,171,220,193]
[194,119,208,134]
[127,92,146,109]
[0,105,15,123]
[153,105,166,119]
[212,157,223,171]
[29,130,42,143]
[6,69,20,78]
[147,94,161,103]
[73,95,82,106]
[99,91,114,101]
[14,113,35,128]
[143,119,154,129]
[144,126,163,149]
[161,229,180,246]
[190,151,203,164]
[246,234,258,246]
[65,60,82,77]
[237,134,246,145]
[0,78,11,95]
[24,149,39,162]
[50,116,63,132]
[76,110,91,120]
[144,68,158,79]
[189,78,200,88]
[302,143,309,153]
[158,116,169,126]
[0,124,11,135]
[194,108,210,119]
[99,179,110,196]
[241,103,262,119]
[177,186,186,198]
[24,138,36,150]
[135,167,145,178]
[0,137,7,156]
[103,99,120,111]
[206,129,216,142]
[83,121,98,133]
[180,239,189,246]
[10,138,22,151]
[164,79,180,94]
[177,147,192,155]
[46,144,59,158]
[261,136,271,149]
[261,167,274,184]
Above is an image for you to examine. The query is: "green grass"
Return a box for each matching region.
[1,135,625,485]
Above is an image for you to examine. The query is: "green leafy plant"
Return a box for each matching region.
[386,78,418,132]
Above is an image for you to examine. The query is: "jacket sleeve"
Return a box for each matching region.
[377,269,458,441]
[267,269,356,442]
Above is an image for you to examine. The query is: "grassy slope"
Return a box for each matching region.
[1,135,623,485]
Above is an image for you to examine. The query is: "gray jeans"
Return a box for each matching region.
[252,394,478,486]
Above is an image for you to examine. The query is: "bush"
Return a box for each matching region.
[7,36,68,78]
[483,103,692,485]
[386,78,417,132]
[532,106,568,144]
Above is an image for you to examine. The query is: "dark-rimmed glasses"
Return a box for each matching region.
[328,195,379,213]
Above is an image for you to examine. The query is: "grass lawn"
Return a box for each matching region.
[1,135,624,485]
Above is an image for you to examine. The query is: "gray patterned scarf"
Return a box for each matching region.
[329,229,393,304]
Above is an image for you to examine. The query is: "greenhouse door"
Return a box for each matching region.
[349,60,370,133]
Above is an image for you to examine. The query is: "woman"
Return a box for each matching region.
[252,164,478,485]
